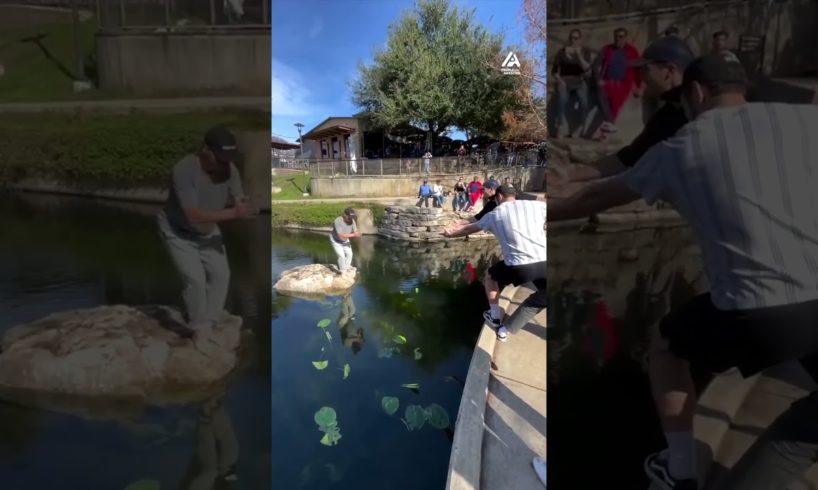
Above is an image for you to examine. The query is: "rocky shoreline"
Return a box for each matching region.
[378,205,493,242]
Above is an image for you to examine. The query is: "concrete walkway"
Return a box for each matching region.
[447,284,547,490]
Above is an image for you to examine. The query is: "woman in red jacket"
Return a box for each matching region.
[466,175,483,210]
[598,27,643,125]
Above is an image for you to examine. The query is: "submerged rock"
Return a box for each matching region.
[0,305,242,406]
[274,264,357,298]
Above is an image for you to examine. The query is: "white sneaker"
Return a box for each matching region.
[496,325,509,342]
[532,457,547,488]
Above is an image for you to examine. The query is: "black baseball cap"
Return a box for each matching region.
[484,179,500,190]
[631,36,695,69]
[496,184,517,196]
[204,126,243,164]
[682,51,748,89]
[343,207,356,218]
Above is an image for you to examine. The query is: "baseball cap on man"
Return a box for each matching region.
[484,179,500,190]
[631,36,695,69]
[343,207,356,218]
[496,184,517,196]
[204,126,243,164]
[682,51,748,89]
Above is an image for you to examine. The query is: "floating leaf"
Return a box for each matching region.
[123,481,160,490]
[403,405,427,430]
[413,348,423,360]
[393,335,407,344]
[325,331,332,341]
[426,403,450,429]
[320,426,342,446]
[312,360,329,370]
[314,407,337,428]
[381,396,400,416]
[378,346,400,358]
[415,287,419,294]
[401,383,420,394]
[343,363,350,379]
[405,297,415,303]
[317,319,331,329]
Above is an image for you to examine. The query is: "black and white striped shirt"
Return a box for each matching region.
[477,200,547,266]
[620,102,818,310]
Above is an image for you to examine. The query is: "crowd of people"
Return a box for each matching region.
[551,25,738,140]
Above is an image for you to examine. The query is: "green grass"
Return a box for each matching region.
[0,110,268,186]
[272,172,313,200]
[271,202,386,228]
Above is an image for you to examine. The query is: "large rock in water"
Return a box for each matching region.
[0,305,242,407]
[274,264,357,298]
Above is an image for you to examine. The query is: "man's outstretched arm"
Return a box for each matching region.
[554,154,627,183]
[548,178,641,222]
[442,222,482,238]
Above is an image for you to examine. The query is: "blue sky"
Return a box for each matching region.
[271,0,527,143]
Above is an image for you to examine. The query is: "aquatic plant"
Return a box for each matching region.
[401,383,420,394]
[342,363,350,379]
[381,396,400,416]
[314,407,342,446]
[425,403,450,429]
[413,348,423,360]
[378,346,400,358]
[312,360,329,370]
[402,405,427,430]
[393,334,408,344]
[317,318,331,328]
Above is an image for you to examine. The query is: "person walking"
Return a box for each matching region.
[466,175,483,211]
[330,207,361,274]
[157,126,257,341]
[443,185,546,342]
[423,150,433,174]
[431,180,444,208]
[598,27,643,127]
[551,29,593,138]
[549,52,818,490]
[417,179,433,208]
[452,176,468,212]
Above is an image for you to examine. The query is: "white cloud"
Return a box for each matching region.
[271,58,322,118]
[308,17,324,40]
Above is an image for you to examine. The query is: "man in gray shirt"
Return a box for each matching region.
[330,207,361,273]
[157,126,257,339]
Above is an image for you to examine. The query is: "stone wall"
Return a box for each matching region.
[378,206,493,242]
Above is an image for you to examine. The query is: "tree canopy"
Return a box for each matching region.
[351,0,522,149]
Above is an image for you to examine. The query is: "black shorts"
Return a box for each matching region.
[488,260,547,292]
[660,293,818,377]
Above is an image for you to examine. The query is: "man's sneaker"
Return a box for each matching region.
[496,325,509,342]
[644,451,698,490]
[532,457,547,488]
[482,310,501,327]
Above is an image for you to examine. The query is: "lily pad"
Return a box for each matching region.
[403,405,427,430]
[317,319,331,329]
[320,426,342,446]
[393,334,407,344]
[378,346,400,358]
[343,363,350,379]
[381,396,400,416]
[415,287,420,294]
[401,383,420,393]
[426,403,450,429]
[312,360,329,370]
[123,481,160,490]
[314,406,337,427]
[413,348,423,360]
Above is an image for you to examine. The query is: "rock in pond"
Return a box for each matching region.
[0,305,242,408]
[274,264,357,298]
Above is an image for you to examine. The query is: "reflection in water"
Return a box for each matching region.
[180,392,240,490]
[548,226,707,489]
[337,292,363,355]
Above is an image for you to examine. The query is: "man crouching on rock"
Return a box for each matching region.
[330,207,361,274]
[157,126,257,342]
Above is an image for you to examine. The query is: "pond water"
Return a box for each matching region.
[0,193,273,490]
[271,231,501,490]
[547,225,708,489]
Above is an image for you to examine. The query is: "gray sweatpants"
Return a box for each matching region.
[330,238,354,271]
[158,213,230,328]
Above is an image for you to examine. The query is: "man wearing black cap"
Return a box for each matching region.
[330,207,361,274]
[550,52,818,490]
[443,185,547,342]
[157,126,257,341]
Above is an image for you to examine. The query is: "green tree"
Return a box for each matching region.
[351,0,521,149]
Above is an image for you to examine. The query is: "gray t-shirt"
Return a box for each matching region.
[161,154,244,236]
[331,216,357,244]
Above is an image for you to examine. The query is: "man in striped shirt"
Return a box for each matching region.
[550,52,818,490]
[443,185,546,342]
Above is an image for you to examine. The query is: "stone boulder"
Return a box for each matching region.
[274,264,357,298]
[0,305,242,405]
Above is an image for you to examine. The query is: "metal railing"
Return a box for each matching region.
[96,0,270,30]
[303,152,545,178]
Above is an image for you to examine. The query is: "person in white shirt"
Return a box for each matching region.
[549,52,818,490]
[431,180,444,208]
[443,185,546,342]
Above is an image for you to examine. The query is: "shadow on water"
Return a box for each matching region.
[548,225,709,489]
[0,193,271,490]
[271,230,501,490]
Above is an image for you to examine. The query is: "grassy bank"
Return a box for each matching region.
[271,172,312,200]
[0,110,268,186]
[271,202,386,228]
